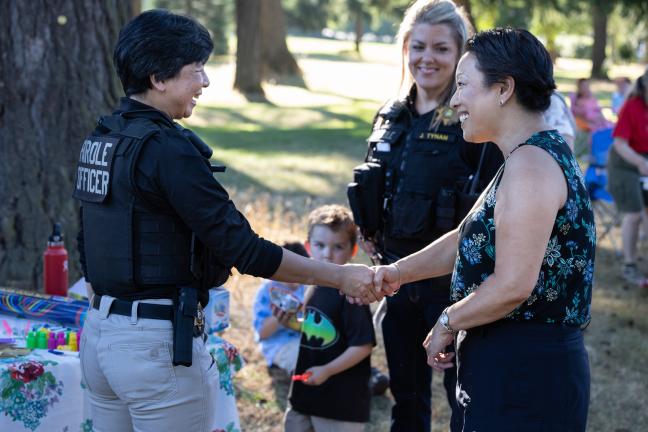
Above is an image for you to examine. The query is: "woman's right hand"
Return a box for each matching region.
[373,264,401,296]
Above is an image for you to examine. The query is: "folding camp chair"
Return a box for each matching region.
[583,127,621,255]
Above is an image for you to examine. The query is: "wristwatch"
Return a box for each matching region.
[439,307,456,334]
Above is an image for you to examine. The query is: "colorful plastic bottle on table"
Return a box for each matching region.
[47,332,57,350]
[43,222,69,296]
[26,332,36,349]
[37,331,47,349]
[69,331,78,351]
[57,332,66,349]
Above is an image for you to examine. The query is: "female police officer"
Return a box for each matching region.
[75,10,375,432]
[348,1,502,431]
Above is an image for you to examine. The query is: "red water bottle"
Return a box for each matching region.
[43,223,68,296]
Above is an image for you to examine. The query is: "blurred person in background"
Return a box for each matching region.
[612,77,632,115]
[607,69,648,284]
[543,91,576,151]
[571,78,612,132]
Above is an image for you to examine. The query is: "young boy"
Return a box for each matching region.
[282,205,375,432]
[252,242,309,373]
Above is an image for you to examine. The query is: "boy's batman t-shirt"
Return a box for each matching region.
[288,285,375,422]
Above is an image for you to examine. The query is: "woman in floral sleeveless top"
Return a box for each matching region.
[371,28,594,431]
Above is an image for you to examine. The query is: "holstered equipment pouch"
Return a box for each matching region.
[347,161,384,237]
[173,286,198,366]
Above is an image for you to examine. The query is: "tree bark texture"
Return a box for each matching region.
[454,0,476,32]
[259,0,302,82]
[353,8,363,54]
[0,0,130,290]
[591,2,609,79]
[234,0,264,96]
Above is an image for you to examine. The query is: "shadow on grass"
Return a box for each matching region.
[192,104,375,136]
[192,125,369,197]
[265,73,308,89]
[234,366,292,415]
[240,91,275,105]
[196,127,369,157]
[267,366,291,413]
[295,51,397,68]
[296,52,361,63]
[196,102,376,130]
[189,104,373,196]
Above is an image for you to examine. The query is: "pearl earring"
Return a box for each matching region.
[499,100,504,106]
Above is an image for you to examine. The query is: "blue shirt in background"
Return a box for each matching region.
[252,280,305,366]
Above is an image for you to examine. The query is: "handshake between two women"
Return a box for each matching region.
[336,263,403,305]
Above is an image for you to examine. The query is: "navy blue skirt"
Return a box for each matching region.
[455,320,590,432]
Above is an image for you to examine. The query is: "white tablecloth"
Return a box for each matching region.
[1,316,243,432]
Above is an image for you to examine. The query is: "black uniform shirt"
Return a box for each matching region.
[78,98,282,299]
[373,91,504,258]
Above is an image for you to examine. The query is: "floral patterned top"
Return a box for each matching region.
[450,130,595,326]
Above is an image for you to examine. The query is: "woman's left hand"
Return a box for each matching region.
[423,322,455,372]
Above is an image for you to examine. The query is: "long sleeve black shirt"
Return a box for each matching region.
[78,98,282,295]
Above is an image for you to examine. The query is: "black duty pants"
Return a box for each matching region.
[382,278,462,432]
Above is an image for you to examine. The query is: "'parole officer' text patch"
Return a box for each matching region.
[73,136,119,203]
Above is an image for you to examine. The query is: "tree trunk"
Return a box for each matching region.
[454,0,476,31]
[131,0,141,17]
[259,0,303,85]
[0,1,130,290]
[591,2,609,79]
[234,0,264,97]
[353,8,364,54]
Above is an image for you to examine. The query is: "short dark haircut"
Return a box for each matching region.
[466,28,556,112]
[114,9,213,96]
[282,241,309,258]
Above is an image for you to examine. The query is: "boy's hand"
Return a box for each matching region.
[302,365,331,386]
[271,304,301,331]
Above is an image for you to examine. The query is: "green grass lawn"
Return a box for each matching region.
[191,102,374,197]
[184,37,648,431]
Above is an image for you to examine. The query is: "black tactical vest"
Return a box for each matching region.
[73,114,197,298]
[366,99,474,255]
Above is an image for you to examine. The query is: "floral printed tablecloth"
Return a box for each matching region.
[1,337,244,432]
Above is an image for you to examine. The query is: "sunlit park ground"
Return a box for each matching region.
[184,37,648,431]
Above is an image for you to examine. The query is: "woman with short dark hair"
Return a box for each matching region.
[350,1,503,430]
[76,10,376,431]
[373,28,594,431]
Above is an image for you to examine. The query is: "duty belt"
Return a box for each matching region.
[92,295,174,321]
[91,295,206,337]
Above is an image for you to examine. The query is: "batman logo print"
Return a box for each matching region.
[300,307,338,349]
